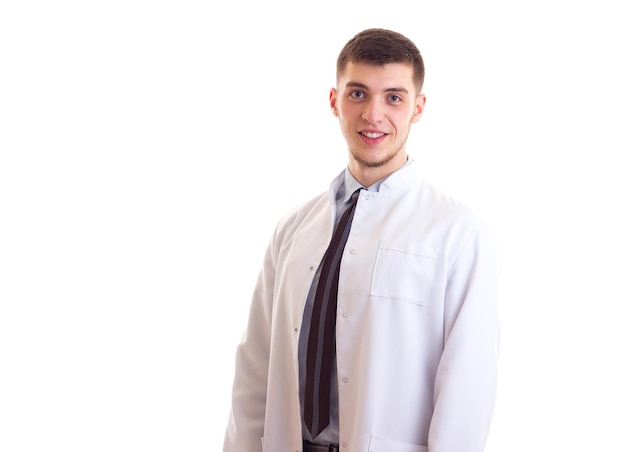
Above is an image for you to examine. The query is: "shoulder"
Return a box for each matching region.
[410,177,497,254]
[417,178,481,226]
[273,191,330,238]
[388,164,482,228]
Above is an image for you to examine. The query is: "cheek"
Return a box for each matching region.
[401,110,419,126]
[338,104,361,121]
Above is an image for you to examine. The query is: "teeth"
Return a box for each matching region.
[362,132,385,138]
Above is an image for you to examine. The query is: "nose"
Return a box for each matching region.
[361,98,384,124]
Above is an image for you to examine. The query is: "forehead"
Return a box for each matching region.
[338,61,416,92]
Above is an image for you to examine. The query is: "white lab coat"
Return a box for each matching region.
[224,163,500,452]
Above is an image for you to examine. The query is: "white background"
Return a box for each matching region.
[1,0,625,451]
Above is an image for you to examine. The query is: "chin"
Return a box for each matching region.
[352,149,396,169]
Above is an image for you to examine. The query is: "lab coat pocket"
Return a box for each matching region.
[370,241,436,306]
[368,434,428,452]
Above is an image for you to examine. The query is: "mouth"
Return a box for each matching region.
[359,131,387,139]
[359,130,388,145]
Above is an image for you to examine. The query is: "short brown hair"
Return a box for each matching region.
[336,28,425,92]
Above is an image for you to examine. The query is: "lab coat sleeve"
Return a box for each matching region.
[428,220,500,452]
[223,233,278,452]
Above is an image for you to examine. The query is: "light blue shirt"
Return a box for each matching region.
[299,159,413,444]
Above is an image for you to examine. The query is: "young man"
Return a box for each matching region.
[223,28,500,452]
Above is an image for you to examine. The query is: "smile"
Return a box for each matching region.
[360,132,386,138]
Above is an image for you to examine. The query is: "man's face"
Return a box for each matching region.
[330,61,425,185]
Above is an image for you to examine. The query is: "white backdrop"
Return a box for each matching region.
[2,1,625,451]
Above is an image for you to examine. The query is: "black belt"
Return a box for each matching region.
[303,440,339,452]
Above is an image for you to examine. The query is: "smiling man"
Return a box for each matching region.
[331,60,425,187]
[223,28,500,452]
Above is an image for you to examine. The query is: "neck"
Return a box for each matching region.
[348,154,408,188]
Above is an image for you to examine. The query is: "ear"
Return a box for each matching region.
[412,94,427,124]
[329,88,339,117]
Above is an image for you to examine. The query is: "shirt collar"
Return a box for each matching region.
[341,157,415,202]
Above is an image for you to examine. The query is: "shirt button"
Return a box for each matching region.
[365,194,371,200]
[342,313,348,318]
[343,443,348,448]
[343,377,349,383]
[349,249,355,254]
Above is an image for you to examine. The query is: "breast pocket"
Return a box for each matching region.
[370,241,436,306]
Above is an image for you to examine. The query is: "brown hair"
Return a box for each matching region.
[336,28,425,92]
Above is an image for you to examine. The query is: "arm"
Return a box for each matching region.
[223,238,277,452]
[429,221,501,452]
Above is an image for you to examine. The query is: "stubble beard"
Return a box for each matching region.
[349,132,409,169]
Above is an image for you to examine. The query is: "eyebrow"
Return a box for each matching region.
[345,81,409,94]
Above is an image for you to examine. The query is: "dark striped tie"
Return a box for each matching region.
[304,189,361,437]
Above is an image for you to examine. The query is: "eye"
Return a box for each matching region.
[350,90,366,99]
[388,94,402,103]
